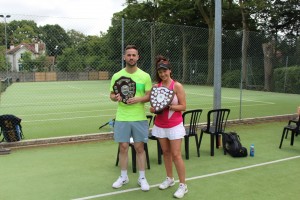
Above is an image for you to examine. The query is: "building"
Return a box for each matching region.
[6,42,46,72]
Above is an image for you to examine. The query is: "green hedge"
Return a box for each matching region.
[222,70,240,88]
[273,66,300,94]
[0,77,12,93]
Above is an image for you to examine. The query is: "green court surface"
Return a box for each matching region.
[1,121,300,200]
[0,81,299,139]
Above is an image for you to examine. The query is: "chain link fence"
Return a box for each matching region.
[0,15,299,139]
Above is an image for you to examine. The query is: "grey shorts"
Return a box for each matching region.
[113,120,149,143]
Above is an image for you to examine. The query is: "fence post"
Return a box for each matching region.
[239,64,243,120]
[284,56,289,93]
[121,18,125,69]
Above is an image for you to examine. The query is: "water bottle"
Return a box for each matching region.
[108,119,114,132]
[108,119,114,127]
[250,144,255,157]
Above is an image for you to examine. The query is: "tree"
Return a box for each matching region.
[8,20,41,45]
[156,0,204,83]
[262,41,275,91]
[254,0,300,38]
[0,46,6,71]
[77,35,106,70]
[0,23,5,47]
[195,0,218,85]
[246,0,300,91]
[19,51,49,72]
[56,47,85,72]
[239,0,250,87]
[120,0,205,82]
[67,29,86,48]
[39,24,71,57]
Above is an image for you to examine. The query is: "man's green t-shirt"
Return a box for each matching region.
[110,68,152,121]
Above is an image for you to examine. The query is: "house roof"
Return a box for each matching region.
[6,43,46,55]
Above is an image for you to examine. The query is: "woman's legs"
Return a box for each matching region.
[159,138,173,178]
[170,139,185,184]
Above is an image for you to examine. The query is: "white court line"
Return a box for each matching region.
[66,85,82,90]
[217,103,276,109]
[19,109,117,117]
[23,115,116,123]
[187,103,275,109]
[23,116,101,122]
[0,100,104,107]
[186,92,275,104]
[100,93,110,97]
[72,155,300,200]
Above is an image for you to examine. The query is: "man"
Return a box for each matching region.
[110,45,152,191]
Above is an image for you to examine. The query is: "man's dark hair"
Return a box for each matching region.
[125,45,138,51]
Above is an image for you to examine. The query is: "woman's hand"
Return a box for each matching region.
[149,107,155,113]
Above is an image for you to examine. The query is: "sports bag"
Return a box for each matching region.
[0,115,24,142]
[223,132,247,157]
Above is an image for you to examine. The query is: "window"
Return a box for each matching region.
[18,63,23,71]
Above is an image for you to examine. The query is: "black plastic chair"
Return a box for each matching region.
[148,115,162,165]
[284,118,300,138]
[198,109,230,156]
[279,116,300,149]
[115,116,152,173]
[182,109,203,160]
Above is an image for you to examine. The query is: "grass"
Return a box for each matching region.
[0,121,300,200]
[0,80,299,139]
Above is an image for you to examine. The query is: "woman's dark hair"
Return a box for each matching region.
[155,55,168,66]
[155,55,173,83]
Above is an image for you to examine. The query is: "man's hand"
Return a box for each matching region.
[110,93,122,102]
[126,97,140,104]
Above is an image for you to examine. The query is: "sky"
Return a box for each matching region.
[0,0,127,35]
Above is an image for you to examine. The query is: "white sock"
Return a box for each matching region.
[179,183,186,187]
[139,171,145,179]
[121,170,127,179]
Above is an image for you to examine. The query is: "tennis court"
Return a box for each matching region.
[0,121,300,200]
[0,81,299,139]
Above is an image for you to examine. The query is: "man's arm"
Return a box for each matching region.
[139,90,151,103]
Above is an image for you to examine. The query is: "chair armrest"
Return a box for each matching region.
[288,119,297,125]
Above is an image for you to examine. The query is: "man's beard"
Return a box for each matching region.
[126,60,137,67]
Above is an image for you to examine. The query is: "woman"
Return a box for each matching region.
[150,55,187,198]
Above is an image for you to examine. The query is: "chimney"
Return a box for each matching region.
[35,43,39,53]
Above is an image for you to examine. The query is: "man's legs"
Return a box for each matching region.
[134,141,150,191]
[134,142,145,171]
[132,120,150,191]
[119,142,129,170]
[112,142,130,188]
[112,121,131,189]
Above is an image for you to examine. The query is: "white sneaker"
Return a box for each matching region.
[138,177,150,191]
[173,183,188,198]
[159,177,175,190]
[112,176,129,188]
